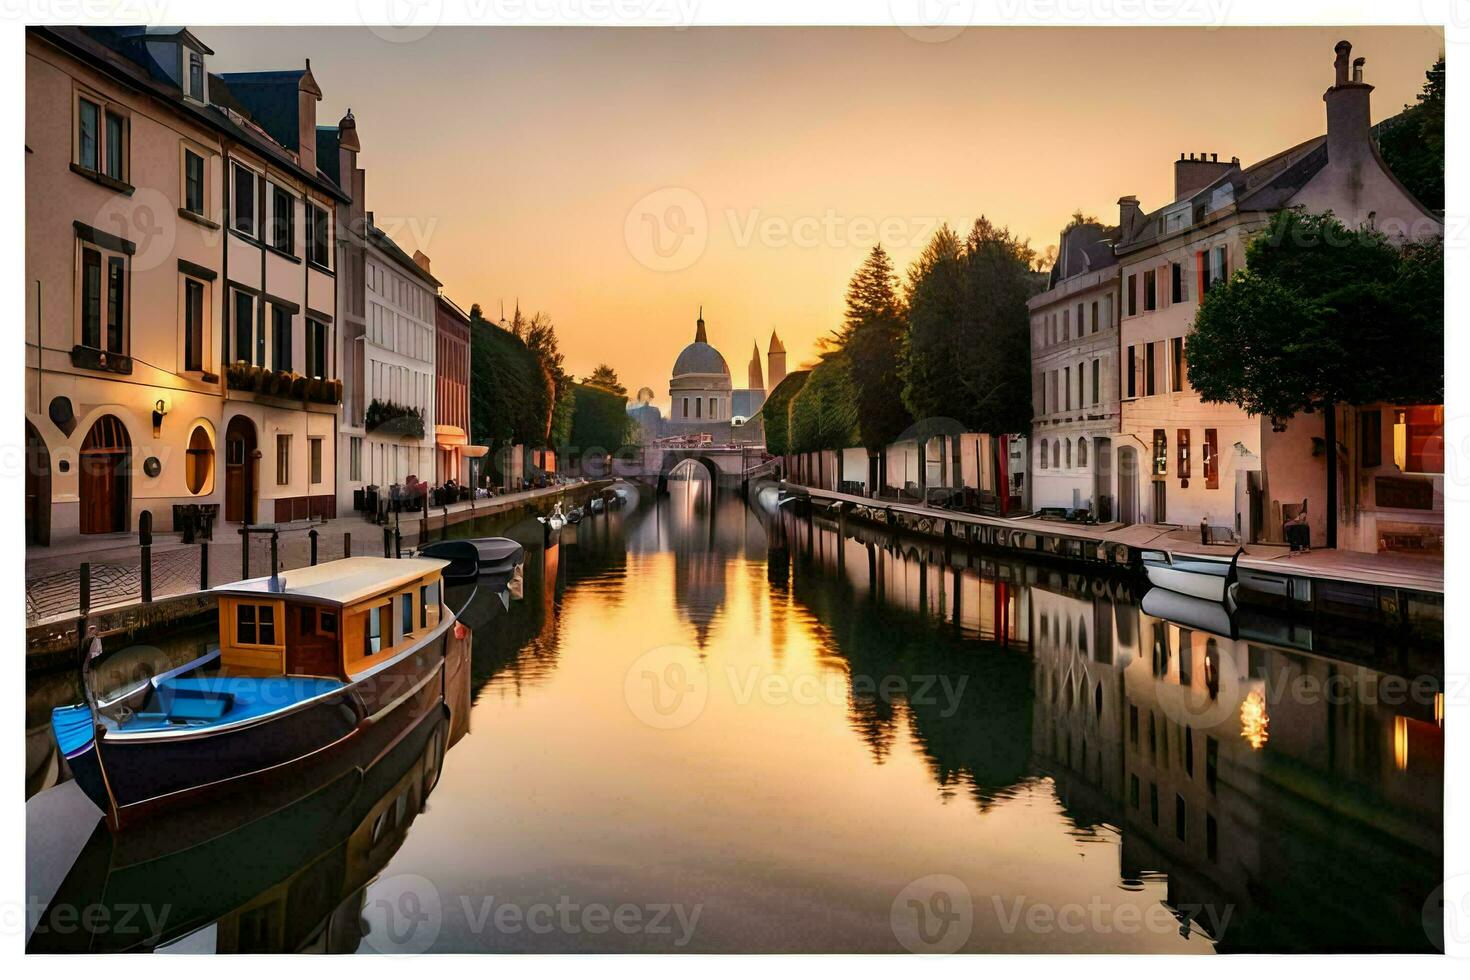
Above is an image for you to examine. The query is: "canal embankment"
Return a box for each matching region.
[24,480,615,673]
[782,481,1443,636]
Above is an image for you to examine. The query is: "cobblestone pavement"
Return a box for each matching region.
[24,483,590,626]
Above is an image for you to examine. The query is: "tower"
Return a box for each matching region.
[767,331,786,390]
[747,341,764,390]
[695,306,707,343]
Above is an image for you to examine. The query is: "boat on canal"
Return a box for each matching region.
[51,556,456,831]
[538,502,567,532]
[1139,548,1241,608]
[416,536,525,590]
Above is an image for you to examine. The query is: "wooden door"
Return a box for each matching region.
[79,415,129,534]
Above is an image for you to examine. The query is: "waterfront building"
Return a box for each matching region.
[433,294,480,487]
[24,26,347,543]
[1027,221,1122,518]
[1113,40,1442,546]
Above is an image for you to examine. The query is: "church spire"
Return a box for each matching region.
[748,341,764,389]
[695,306,707,344]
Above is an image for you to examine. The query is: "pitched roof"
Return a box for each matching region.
[365,221,442,288]
[33,26,348,203]
[213,68,313,151]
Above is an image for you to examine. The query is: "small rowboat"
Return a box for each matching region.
[537,502,566,532]
[416,536,525,589]
[1140,548,1241,609]
[52,557,455,830]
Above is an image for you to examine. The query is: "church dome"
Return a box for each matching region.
[672,341,729,378]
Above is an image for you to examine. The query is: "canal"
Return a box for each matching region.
[25,473,1445,953]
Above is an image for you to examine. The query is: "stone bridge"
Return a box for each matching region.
[618,444,778,492]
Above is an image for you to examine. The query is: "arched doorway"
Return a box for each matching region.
[185,424,215,495]
[1117,445,1138,526]
[79,415,131,534]
[225,416,258,523]
[25,421,51,546]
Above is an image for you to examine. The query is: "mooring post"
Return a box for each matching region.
[344,531,352,558]
[138,510,152,603]
[240,524,250,580]
[383,525,392,558]
[309,526,319,566]
[200,541,210,590]
[269,529,280,591]
[443,503,450,541]
[394,526,403,559]
[79,561,91,616]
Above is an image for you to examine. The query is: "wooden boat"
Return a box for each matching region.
[1140,585,1237,639]
[566,505,584,525]
[416,536,525,589]
[1140,548,1241,608]
[51,557,455,831]
[537,502,566,532]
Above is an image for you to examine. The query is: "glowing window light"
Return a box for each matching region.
[1394,716,1409,771]
[1240,690,1269,750]
[1435,691,1444,727]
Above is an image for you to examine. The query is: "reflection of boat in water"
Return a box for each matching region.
[1140,585,1237,639]
[417,536,525,590]
[1140,549,1239,608]
[589,495,605,514]
[51,557,454,830]
[29,630,471,952]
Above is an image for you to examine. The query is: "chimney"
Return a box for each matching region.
[1174,151,1237,201]
[297,59,322,173]
[1117,195,1141,237]
[412,250,431,275]
[1324,39,1374,169]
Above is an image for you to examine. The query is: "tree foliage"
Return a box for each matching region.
[582,364,626,395]
[839,245,914,451]
[789,352,859,453]
[1186,209,1443,425]
[760,369,810,456]
[468,305,553,455]
[1378,55,1444,213]
[902,217,1039,438]
[566,381,632,453]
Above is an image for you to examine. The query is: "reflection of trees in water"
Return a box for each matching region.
[789,543,1034,809]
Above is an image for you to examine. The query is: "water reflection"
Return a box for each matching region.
[25,481,1443,953]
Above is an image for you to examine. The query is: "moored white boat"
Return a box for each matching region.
[1140,548,1241,609]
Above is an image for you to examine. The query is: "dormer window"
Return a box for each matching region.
[187,50,205,101]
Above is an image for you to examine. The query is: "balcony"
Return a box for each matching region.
[224,362,342,406]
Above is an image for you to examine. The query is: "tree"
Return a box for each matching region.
[567,381,632,472]
[789,352,858,457]
[521,311,575,449]
[1378,55,1444,212]
[468,304,554,485]
[837,246,914,491]
[1187,208,1443,545]
[583,363,626,395]
[901,224,966,436]
[760,370,810,457]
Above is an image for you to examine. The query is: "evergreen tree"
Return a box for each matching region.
[900,224,966,436]
[1378,56,1444,212]
[583,364,626,395]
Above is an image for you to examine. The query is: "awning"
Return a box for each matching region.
[435,424,466,450]
[462,445,490,458]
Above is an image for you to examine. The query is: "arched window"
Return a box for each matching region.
[185,425,215,494]
[1038,439,1048,469]
[1064,440,1072,469]
[1052,440,1060,469]
[1077,438,1088,469]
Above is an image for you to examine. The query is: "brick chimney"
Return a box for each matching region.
[1173,151,1236,201]
[1324,39,1374,169]
[413,250,432,276]
[297,59,322,173]
[1117,195,1141,238]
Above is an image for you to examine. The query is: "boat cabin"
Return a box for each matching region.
[212,557,449,680]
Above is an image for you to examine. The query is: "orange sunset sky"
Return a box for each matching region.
[208,26,1443,408]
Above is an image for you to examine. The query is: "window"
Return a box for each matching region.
[1078,438,1088,468]
[1064,367,1071,411]
[309,437,323,484]
[185,425,213,494]
[81,247,102,348]
[236,603,277,646]
[106,256,125,353]
[187,51,205,100]
[1145,342,1157,396]
[276,433,291,485]
[695,398,702,419]
[80,242,129,354]
[231,290,257,365]
[270,184,294,253]
[349,436,363,481]
[681,397,689,418]
[366,603,390,655]
[1090,300,1098,333]
[1126,274,1137,316]
[183,148,205,216]
[1037,373,1045,414]
[184,277,205,371]
[307,203,331,268]
[78,97,99,172]
[1126,346,1136,398]
[1143,269,1157,311]
[1076,302,1085,334]
[1064,440,1072,469]
[1152,429,1167,476]
[1171,261,1186,303]
[399,594,414,638]
[1360,410,1382,468]
[1129,774,1140,808]
[232,162,257,237]
[319,611,337,635]
[1149,783,1159,825]
[1396,406,1444,473]
[1078,361,1085,408]
[420,582,440,628]
[271,305,292,372]
[1203,428,1219,489]
[1206,736,1219,794]
[1062,308,1070,340]
[1200,245,1229,295]
[1177,429,1191,478]
[1052,440,1060,469]
[1206,814,1218,861]
[1171,337,1185,392]
[306,318,328,380]
[1037,440,1047,469]
[1091,359,1100,406]
[104,110,126,180]
[1176,795,1187,841]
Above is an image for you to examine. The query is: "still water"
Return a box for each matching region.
[26,475,1445,953]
